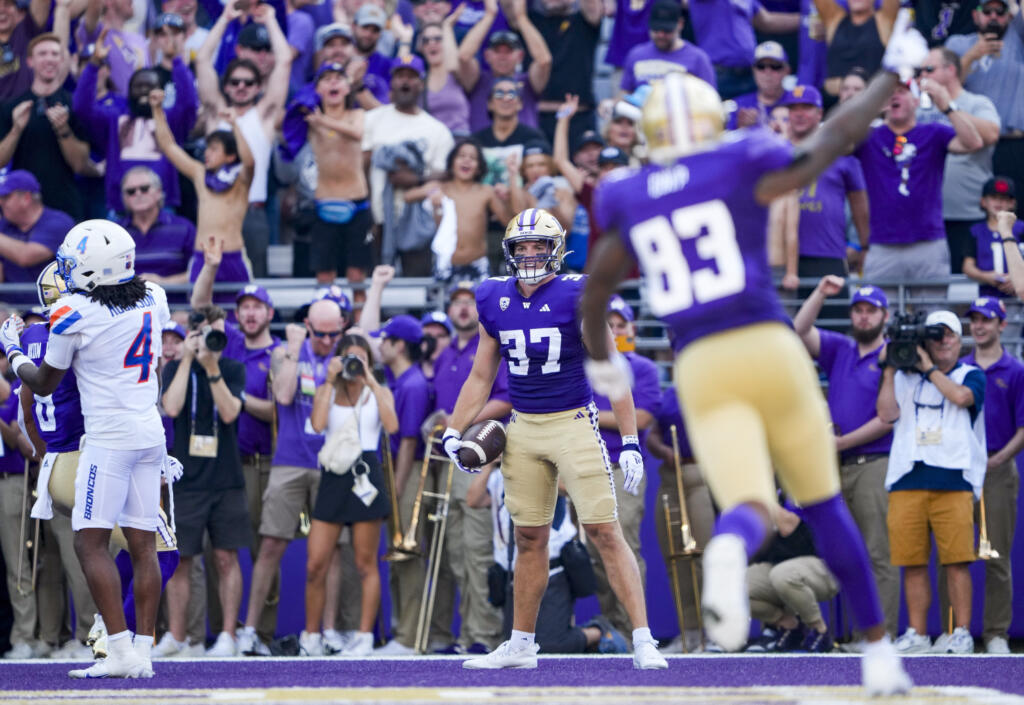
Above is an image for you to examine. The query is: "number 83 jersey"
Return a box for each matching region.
[43,282,171,449]
[594,127,793,353]
[476,274,592,414]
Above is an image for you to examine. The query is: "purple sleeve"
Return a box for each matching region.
[620,49,638,93]
[692,48,717,88]
[1012,365,1024,431]
[933,122,957,151]
[490,360,511,403]
[842,155,866,193]
[71,63,110,151]
[166,57,199,142]
[287,10,313,51]
[816,328,843,375]
[631,357,660,415]
[397,380,431,439]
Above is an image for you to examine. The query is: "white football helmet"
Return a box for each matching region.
[56,220,136,292]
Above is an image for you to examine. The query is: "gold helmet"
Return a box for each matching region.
[641,71,725,165]
[502,208,566,284]
[36,260,69,310]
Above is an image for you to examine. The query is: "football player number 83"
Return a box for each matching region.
[629,200,745,316]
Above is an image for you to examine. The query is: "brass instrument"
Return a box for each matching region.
[978,494,999,560]
[382,430,416,563]
[413,437,455,654]
[16,459,30,596]
[664,424,703,651]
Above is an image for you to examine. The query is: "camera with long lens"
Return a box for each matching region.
[188,311,228,353]
[341,354,364,380]
[886,312,946,371]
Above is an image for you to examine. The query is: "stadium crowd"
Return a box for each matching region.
[0,0,1022,663]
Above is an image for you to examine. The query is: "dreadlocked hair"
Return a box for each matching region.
[86,276,149,309]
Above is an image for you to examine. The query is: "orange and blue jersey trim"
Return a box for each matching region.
[49,305,82,334]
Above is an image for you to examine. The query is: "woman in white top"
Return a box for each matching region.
[305,334,398,656]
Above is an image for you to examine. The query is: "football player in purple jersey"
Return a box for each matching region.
[580,11,928,696]
[442,208,667,670]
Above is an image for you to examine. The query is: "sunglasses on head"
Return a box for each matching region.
[755,62,785,71]
[228,77,256,87]
[978,4,1007,15]
[492,88,519,100]
[124,184,151,196]
[310,326,344,338]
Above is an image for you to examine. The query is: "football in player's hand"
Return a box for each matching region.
[457,420,506,469]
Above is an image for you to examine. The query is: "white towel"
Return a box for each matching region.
[30,452,57,520]
[430,196,458,277]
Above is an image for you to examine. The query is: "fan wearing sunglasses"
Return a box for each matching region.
[955,0,1016,79]
[727,41,792,130]
[117,165,195,286]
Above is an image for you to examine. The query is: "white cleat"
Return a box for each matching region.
[463,640,540,669]
[701,534,751,652]
[69,650,153,679]
[633,640,669,669]
[862,636,913,697]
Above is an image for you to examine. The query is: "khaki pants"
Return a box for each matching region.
[0,474,37,645]
[242,455,278,642]
[747,556,838,626]
[654,462,715,636]
[587,463,646,637]
[839,455,900,637]
[36,513,96,644]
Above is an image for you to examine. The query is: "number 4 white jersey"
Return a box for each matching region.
[43,282,171,450]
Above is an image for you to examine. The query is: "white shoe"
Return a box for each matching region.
[633,640,669,669]
[339,631,373,657]
[182,641,206,657]
[862,637,913,697]
[947,627,974,654]
[894,627,931,654]
[49,640,94,660]
[68,650,153,679]
[930,631,953,653]
[3,642,35,660]
[373,639,415,655]
[701,534,751,652]
[152,632,188,658]
[206,631,238,658]
[986,636,1011,654]
[323,629,353,655]
[463,640,539,669]
[236,627,256,655]
[299,631,324,656]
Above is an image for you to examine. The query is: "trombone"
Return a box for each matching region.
[382,429,417,563]
[413,432,455,654]
[978,494,1000,560]
[16,458,40,596]
[663,424,703,651]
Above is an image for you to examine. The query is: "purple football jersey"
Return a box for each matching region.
[21,322,85,453]
[594,128,793,352]
[476,274,593,414]
[970,220,1024,297]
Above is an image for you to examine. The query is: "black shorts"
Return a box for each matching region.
[312,451,390,525]
[173,487,252,557]
[309,203,374,276]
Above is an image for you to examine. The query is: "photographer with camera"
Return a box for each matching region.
[160,304,249,658]
[792,277,899,637]
[302,335,398,657]
[876,310,987,655]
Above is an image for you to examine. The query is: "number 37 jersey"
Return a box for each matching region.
[476,275,592,414]
[43,282,171,450]
[594,127,793,352]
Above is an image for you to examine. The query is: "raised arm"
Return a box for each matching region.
[792,275,846,357]
[813,0,846,37]
[552,94,585,193]
[190,235,222,309]
[196,2,242,114]
[150,89,205,182]
[456,0,497,91]
[442,5,464,77]
[508,0,551,96]
[253,4,293,125]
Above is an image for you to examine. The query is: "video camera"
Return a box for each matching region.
[340,354,364,380]
[188,311,228,353]
[886,312,946,370]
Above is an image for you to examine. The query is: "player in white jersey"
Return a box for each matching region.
[1,220,171,679]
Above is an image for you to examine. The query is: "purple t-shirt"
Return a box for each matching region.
[797,0,827,89]
[654,386,694,459]
[725,90,790,130]
[288,10,315,94]
[595,127,793,352]
[854,122,956,245]
[817,329,892,459]
[970,220,1024,297]
[605,0,654,68]
[621,42,717,94]
[476,274,593,414]
[433,333,510,414]
[365,52,393,105]
[0,15,41,102]
[75,22,150,97]
[224,324,278,456]
[961,350,1024,453]
[272,339,330,470]
[389,364,432,459]
[0,207,74,284]
[468,68,538,133]
[797,155,865,259]
[0,379,25,473]
[688,0,763,68]
[22,323,85,454]
[119,212,196,278]
[592,352,660,458]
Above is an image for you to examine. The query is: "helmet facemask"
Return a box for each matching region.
[503,234,563,284]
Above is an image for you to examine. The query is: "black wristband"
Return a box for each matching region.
[208,373,223,383]
[1001,237,1018,244]
[925,366,939,379]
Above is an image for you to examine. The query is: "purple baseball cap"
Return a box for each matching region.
[314,62,346,83]
[236,283,273,308]
[608,294,635,322]
[390,54,426,79]
[162,321,187,339]
[0,170,41,196]
[969,296,1007,321]
[421,311,453,335]
[371,315,423,344]
[850,285,888,310]
[780,85,822,109]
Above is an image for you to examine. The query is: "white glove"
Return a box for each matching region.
[619,435,644,496]
[162,454,184,483]
[585,353,633,402]
[442,426,473,473]
[881,9,929,82]
[0,315,25,358]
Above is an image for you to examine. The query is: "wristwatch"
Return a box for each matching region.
[942,101,960,115]
[208,373,223,383]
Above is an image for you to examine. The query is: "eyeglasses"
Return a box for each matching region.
[978,5,1007,15]
[491,88,519,100]
[309,327,344,338]
[124,184,151,196]
[227,77,257,87]
[754,62,785,72]
[421,35,443,44]
[917,65,938,74]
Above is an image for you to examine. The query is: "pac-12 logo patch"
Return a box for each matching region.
[500,297,510,311]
